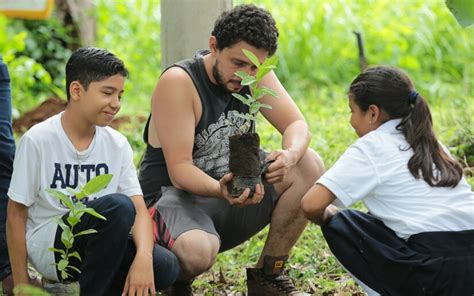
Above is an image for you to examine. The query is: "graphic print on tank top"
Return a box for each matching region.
[193,110,248,180]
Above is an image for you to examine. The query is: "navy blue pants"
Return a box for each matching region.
[54,194,180,295]
[322,210,474,296]
[0,56,15,281]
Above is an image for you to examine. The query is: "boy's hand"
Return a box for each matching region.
[219,173,265,207]
[122,251,155,295]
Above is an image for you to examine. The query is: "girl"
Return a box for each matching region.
[301,66,474,296]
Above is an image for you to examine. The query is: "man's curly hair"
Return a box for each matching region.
[211,4,279,56]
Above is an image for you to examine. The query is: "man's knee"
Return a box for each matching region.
[172,231,219,276]
[298,148,325,181]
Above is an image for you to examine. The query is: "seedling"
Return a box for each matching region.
[46,174,112,281]
[231,49,278,133]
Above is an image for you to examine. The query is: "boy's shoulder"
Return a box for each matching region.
[22,113,61,142]
[97,125,130,148]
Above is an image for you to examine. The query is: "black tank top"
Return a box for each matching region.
[139,50,251,200]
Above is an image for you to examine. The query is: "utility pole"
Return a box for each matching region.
[161,0,233,70]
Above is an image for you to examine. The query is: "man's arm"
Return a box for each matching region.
[122,195,155,295]
[259,71,311,183]
[152,68,222,197]
[301,184,339,225]
[6,200,29,287]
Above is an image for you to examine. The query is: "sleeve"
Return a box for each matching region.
[8,134,41,206]
[317,141,379,207]
[117,141,143,197]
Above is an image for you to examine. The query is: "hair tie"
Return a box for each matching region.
[408,90,419,104]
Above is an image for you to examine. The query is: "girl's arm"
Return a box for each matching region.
[301,184,339,225]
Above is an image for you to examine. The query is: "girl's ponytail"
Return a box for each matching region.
[350,66,463,188]
[398,94,463,187]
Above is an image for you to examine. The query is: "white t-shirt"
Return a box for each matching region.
[318,119,474,240]
[8,112,142,281]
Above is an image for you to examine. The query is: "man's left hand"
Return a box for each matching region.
[264,149,298,184]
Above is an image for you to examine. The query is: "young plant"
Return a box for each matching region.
[231,49,278,133]
[46,174,112,281]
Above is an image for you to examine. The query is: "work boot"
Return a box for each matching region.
[247,255,310,296]
[165,278,193,296]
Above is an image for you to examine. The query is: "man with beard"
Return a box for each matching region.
[139,4,324,295]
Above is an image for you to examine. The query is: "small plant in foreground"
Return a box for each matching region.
[46,174,112,281]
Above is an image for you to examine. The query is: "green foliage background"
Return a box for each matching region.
[1,0,473,294]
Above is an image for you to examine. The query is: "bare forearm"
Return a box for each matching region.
[308,204,338,226]
[6,202,29,286]
[169,163,222,198]
[281,120,310,162]
[130,196,154,256]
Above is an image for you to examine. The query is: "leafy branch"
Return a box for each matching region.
[46,174,113,281]
[231,49,278,133]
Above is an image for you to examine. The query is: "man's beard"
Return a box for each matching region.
[212,61,232,93]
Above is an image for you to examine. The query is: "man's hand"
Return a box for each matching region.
[122,251,155,296]
[264,149,298,184]
[219,173,265,207]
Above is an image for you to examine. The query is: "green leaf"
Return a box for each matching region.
[58,259,69,271]
[69,251,82,262]
[242,49,261,68]
[260,86,278,98]
[67,265,81,274]
[235,71,256,86]
[250,104,260,115]
[66,187,77,196]
[74,229,98,237]
[255,66,274,81]
[80,208,107,220]
[61,230,74,249]
[80,174,113,197]
[67,215,81,227]
[60,270,70,281]
[54,217,71,233]
[255,102,273,110]
[232,93,252,106]
[256,55,278,81]
[46,189,74,209]
[446,0,474,27]
[48,247,66,255]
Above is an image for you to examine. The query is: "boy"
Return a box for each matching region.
[6,47,179,295]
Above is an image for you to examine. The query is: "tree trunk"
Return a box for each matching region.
[55,0,96,49]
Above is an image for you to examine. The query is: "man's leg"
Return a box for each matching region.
[53,194,135,296]
[171,229,220,279]
[257,149,324,265]
[247,149,323,295]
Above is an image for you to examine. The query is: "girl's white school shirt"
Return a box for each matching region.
[317,119,474,240]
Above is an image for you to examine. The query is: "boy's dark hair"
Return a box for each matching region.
[211,4,279,56]
[349,66,462,187]
[65,47,128,101]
